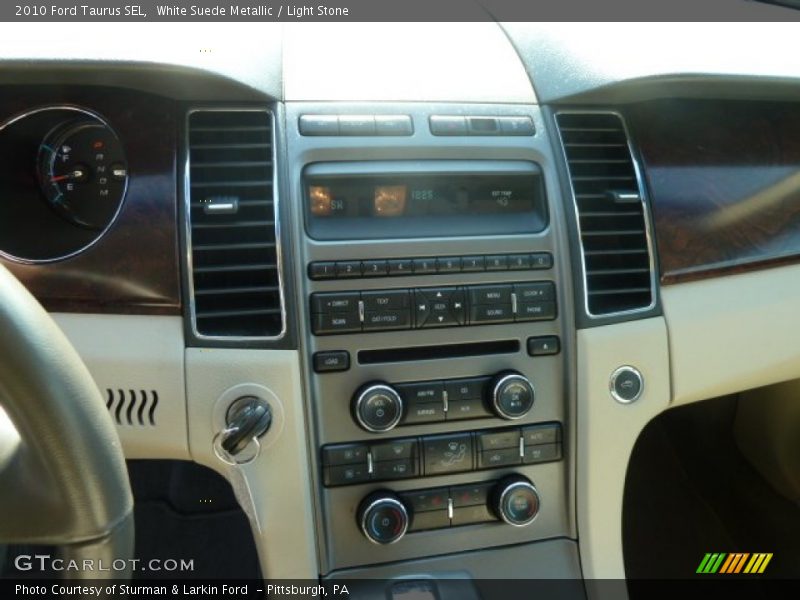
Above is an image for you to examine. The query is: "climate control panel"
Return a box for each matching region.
[357,475,541,544]
[322,423,562,486]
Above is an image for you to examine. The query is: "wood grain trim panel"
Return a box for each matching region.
[0,86,180,315]
[626,99,800,286]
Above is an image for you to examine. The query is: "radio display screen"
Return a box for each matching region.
[304,162,547,240]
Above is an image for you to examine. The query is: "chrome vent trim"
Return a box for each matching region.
[555,111,656,318]
[185,108,286,340]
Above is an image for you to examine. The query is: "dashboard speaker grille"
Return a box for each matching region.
[186,109,283,338]
[556,112,655,316]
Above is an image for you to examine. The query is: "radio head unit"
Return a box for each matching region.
[304,160,547,240]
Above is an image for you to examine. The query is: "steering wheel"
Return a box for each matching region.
[0,263,133,579]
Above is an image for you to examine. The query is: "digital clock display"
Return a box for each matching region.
[304,163,547,240]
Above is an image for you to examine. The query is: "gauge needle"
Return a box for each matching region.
[50,168,85,183]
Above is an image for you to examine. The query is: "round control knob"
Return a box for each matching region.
[490,372,535,420]
[352,383,404,433]
[491,475,540,527]
[358,491,410,545]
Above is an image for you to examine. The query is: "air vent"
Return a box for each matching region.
[556,112,654,316]
[106,389,158,426]
[187,109,283,338]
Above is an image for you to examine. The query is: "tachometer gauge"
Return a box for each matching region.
[37,119,128,229]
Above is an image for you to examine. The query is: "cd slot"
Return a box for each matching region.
[358,340,519,365]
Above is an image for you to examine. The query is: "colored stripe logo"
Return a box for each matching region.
[696,553,772,574]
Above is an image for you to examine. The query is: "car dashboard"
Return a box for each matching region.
[2,21,800,591]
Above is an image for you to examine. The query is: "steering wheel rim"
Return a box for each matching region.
[0,263,133,579]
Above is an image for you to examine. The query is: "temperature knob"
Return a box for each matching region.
[358,491,410,545]
[490,372,534,420]
[352,383,403,433]
[491,475,540,527]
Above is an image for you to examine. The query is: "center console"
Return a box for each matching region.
[287,103,575,574]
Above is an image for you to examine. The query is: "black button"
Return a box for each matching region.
[408,510,450,532]
[322,444,368,466]
[479,448,521,469]
[324,464,369,486]
[401,402,445,425]
[430,115,467,135]
[388,259,414,275]
[612,367,643,403]
[339,115,376,135]
[450,482,493,507]
[447,398,492,420]
[508,254,532,270]
[478,429,521,450]
[374,115,413,136]
[468,285,513,305]
[416,287,465,328]
[495,376,534,418]
[308,261,336,280]
[336,261,362,278]
[312,313,361,335]
[436,256,462,273]
[499,116,535,136]
[527,336,560,356]
[445,377,488,401]
[461,256,485,272]
[412,257,437,274]
[396,381,445,404]
[451,504,496,526]
[311,292,360,314]
[516,301,557,322]
[372,438,418,462]
[522,443,562,464]
[522,423,561,446]
[469,304,514,324]
[530,252,553,269]
[363,310,412,331]
[362,290,410,311]
[299,115,339,135]
[363,501,408,542]
[401,487,449,512]
[374,459,417,480]
[485,255,509,271]
[423,433,474,475]
[360,389,403,430]
[514,282,555,302]
[313,351,350,373]
[362,260,388,277]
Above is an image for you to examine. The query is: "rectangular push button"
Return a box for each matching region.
[445,377,488,402]
[447,398,491,420]
[523,443,562,464]
[423,433,474,475]
[451,504,495,526]
[313,351,350,373]
[401,487,449,512]
[478,429,521,450]
[361,290,410,311]
[527,336,560,356]
[371,438,417,462]
[299,115,339,135]
[374,459,416,480]
[311,292,360,314]
[522,423,562,446]
[408,510,449,532]
[312,313,361,335]
[322,444,368,466]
